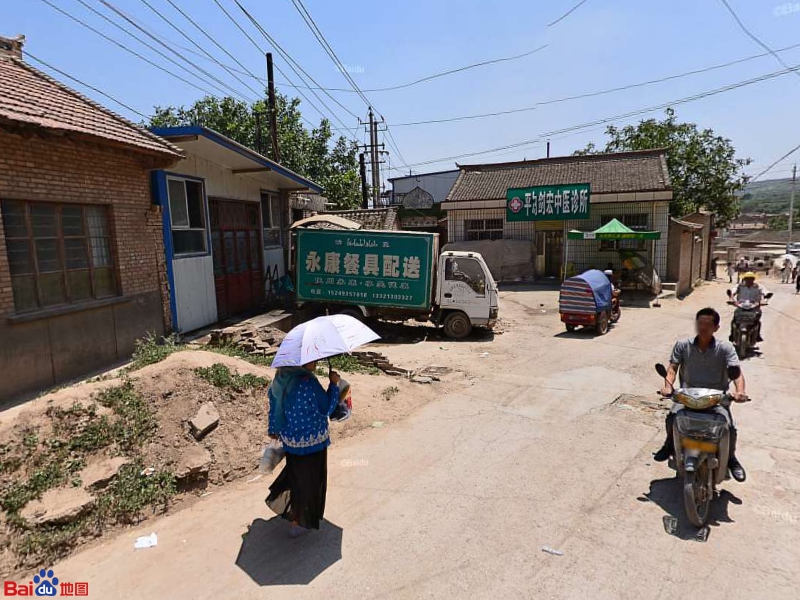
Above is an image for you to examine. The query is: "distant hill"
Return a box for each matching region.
[737,177,796,214]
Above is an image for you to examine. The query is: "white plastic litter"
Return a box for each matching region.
[480,352,490,358]
[134,533,158,549]
[258,440,285,474]
[541,546,563,556]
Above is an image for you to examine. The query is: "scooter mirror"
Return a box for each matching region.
[726,289,732,297]
[655,363,668,378]
[765,292,774,299]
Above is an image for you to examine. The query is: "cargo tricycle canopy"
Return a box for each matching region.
[559,269,613,314]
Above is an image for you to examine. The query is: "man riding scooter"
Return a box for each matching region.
[653,307,749,482]
[728,272,769,342]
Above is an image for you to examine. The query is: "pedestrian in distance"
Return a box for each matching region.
[781,258,793,284]
[727,261,735,284]
[736,257,748,283]
[266,361,341,537]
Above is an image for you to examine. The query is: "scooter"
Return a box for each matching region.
[726,291,772,358]
[654,363,747,527]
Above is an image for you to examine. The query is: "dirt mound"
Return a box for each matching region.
[0,349,447,577]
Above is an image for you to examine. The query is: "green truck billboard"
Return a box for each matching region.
[295,229,435,310]
[506,183,591,222]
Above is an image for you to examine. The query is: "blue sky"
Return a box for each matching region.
[5,0,800,182]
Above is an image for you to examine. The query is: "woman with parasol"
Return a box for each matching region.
[265,315,378,537]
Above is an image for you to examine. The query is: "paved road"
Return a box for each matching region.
[55,280,800,599]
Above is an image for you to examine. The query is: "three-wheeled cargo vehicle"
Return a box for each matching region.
[559,269,618,335]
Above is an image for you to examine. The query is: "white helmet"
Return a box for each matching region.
[603,269,613,276]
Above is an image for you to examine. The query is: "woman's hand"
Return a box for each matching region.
[329,371,341,386]
[268,433,280,440]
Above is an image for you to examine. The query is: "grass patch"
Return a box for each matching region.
[96,462,175,525]
[381,386,400,401]
[317,354,380,376]
[205,344,274,367]
[0,380,173,569]
[194,363,269,390]
[130,332,181,370]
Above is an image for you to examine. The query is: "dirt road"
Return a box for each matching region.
[49,280,800,599]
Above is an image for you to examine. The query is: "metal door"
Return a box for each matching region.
[209,199,263,320]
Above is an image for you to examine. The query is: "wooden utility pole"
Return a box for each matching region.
[789,164,796,252]
[359,152,369,209]
[266,52,280,162]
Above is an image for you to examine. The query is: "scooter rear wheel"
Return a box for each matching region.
[683,463,712,527]
[736,330,748,359]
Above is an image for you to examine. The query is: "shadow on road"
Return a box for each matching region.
[638,476,742,540]
[367,321,495,345]
[235,517,343,586]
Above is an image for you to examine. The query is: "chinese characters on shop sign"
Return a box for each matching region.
[296,230,432,308]
[506,183,591,222]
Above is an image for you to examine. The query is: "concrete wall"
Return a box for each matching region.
[667,222,696,296]
[0,130,169,401]
[681,212,713,280]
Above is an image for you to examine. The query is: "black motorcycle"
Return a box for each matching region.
[726,291,772,358]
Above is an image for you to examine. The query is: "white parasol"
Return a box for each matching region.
[271,315,380,368]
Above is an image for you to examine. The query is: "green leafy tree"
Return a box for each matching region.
[574,109,751,226]
[149,93,361,209]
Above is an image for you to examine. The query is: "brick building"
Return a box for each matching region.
[0,36,181,400]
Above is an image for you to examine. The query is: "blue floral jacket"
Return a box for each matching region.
[268,372,339,455]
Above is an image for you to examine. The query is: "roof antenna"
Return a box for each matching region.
[546,140,551,158]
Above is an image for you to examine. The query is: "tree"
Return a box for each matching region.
[574,109,751,226]
[149,93,362,209]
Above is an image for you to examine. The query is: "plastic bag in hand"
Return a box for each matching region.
[331,377,352,423]
[259,439,285,474]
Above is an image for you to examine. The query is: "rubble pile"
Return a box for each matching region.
[207,324,286,356]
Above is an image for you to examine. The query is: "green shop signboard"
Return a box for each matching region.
[506,183,591,222]
[295,229,434,309]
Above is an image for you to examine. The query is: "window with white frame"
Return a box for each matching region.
[261,192,283,248]
[167,177,207,255]
[465,218,503,241]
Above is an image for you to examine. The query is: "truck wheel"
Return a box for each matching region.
[338,307,364,322]
[443,312,472,339]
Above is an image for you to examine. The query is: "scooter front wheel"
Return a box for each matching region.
[683,464,712,527]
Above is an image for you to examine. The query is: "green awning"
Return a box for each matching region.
[567,218,661,240]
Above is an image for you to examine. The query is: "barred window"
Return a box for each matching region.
[2,200,117,312]
[465,218,503,241]
[261,191,283,248]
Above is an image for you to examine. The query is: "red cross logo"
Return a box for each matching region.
[509,196,523,213]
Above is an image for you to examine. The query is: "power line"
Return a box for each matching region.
[289,0,369,106]
[209,0,349,133]
[25,52,149,119]
[137,0,262,98]
[219,0,360,139]
[37,0,220,97]
[71,0,243,99]
[751,143,800,181]
[718,0,800,82]
[287,0,409,169]
[548,0,592,27]
[389,59,800,170]
[97,0,256,102]
[375,40,800,129]
[231,0,360,121]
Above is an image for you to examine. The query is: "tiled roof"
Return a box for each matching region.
[742,229,795,244]
[321,207,399,230]
[446,149,671,203]
[0,55,181,158]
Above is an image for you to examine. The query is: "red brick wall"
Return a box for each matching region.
[0,129,171,328]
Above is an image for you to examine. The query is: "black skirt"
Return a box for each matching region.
[266,447,327,530]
